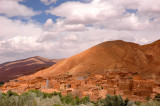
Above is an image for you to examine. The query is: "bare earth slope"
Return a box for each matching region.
[0,56,57,82]
[18,40,160,81]
[140,40,160,76]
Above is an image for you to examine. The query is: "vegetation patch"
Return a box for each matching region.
[0,90,160,106]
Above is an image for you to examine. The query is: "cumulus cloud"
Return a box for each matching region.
[35,0,160,61]
[37,31,59,42]
[0,16,43,62]
[40,0,57,5]
[0,0,41,18]
[0,36,40,53]
[0,16,42,39]
[46,0,160,31]
[38,0,160,57]
[46,1,122,25]
[115,0,160,18]
[64,34,78,42]
[1,0,160,63]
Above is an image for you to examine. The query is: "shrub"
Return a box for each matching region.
[155,94,160,102]
[53,92,61,97]
[146,96,151,101]
[61,94,75,105]
[53,104,63,106]
[0,90,160,106]
[0,91,2,99]
[124,98,129,106]
[127,101,135,106]
[103,95,126,106]
[135,101,141,106]
[6,90,18,97]
[80,96,90,104]
[140,100,160,106]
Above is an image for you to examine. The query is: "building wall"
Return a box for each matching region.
[107,88,115,95]
[118,82,133,91]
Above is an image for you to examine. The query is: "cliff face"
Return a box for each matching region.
[16,40,160,81]
[0,56,59,82]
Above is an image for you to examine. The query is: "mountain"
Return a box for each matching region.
[0,56,60,82]
[12,40,160,81]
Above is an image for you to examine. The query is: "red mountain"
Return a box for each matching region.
[17,40,160,81]
[0,56,60,82]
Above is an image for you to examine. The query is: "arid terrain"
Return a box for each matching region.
[1,40,160,102]
[11,40,160,79]
[0,56,61,82]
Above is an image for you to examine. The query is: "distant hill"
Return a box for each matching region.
[10,40,160,81]
[0,56,61,82]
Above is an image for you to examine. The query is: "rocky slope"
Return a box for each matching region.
[0,56,59,82]
[11,40,160,81]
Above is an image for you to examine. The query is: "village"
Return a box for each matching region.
[1,71,160,102]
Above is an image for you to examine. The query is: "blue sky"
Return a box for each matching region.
[1,0,82,24]
[0,0,160,63]
[20,0,63,23]
[18,0,82,23]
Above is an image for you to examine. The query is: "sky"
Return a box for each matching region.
[0,0,160,63]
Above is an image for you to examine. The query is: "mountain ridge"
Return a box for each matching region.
[0,56,61,82]
[3,40,160,82]
[14,40,160,81]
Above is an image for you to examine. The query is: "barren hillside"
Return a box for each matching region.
[0,56,59,82]
[18,40,160,81]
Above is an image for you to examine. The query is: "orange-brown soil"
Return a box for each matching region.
[17,40,160,80]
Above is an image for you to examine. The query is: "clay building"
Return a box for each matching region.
[76,76,88,80]
[122,90,133,96]
[118,80,133,91]
[99,89,108,98]
[35,77,45,82]
[107,88,116,95]
[132,90,152,97]
[95,74,106,79]
[61,89,72,96]
[82,91,92,97]
[9,79,19,83]
[50,80,60,89]
[133,80,153,92]
[71,83,81,89]
[133,75,142,81]
[60,84,71,90]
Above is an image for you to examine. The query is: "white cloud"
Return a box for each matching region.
[37,18,87,42]
[1,0,160,63]
[36,0,160,61]
[37,31,59,42]
[64,34,78,42]
[43,18,54,31]
[114,0,160,17]
[0,16,42,39]
[46,1,122,25]
[0,16,44,62]
[44,18,88,32]
[46,0,160,31]
[0,36,41,53]
[44,19,53,27]
[40,0,56,5]
[0,0,41,18]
